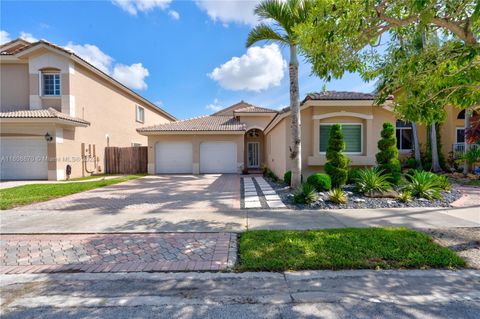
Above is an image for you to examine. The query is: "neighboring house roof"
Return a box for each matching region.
[0,108,90,126]
[234,105,278,113]
[303,91,388,102]
[138,115,246,133]
[0,39,176,121]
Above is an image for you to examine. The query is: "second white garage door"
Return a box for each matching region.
[200,142,237,174]
[155,142,193,174]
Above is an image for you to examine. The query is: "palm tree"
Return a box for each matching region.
[411,122,423,170]
[246,0,312,188]
[430,123,442,172]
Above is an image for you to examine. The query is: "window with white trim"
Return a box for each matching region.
[396,121,413,151]
[456,127,465,143]
[136,105,145,123]
[319,124,362,153]
[42,73,60,96]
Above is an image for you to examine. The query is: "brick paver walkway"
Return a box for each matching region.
[0,233,236,274]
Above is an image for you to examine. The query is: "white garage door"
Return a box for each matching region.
[155,142,193,174]
[0,138,48,180]
[200,142,237,173]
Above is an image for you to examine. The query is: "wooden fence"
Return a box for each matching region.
[105,146,148,174]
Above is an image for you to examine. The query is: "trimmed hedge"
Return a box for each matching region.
[306,173,332,191]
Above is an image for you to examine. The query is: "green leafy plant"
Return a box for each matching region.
[397,190,413,203]
[325,124,349,187]
[406,170,443,200]
[328,188,347,204]
[284,171,292,186]
[376,122,401,185]
[292,183,318,204]
[306,173,331,191]
[347,167,361,184]
[354,167,393,196]
[405,158,420,169]
[456,147,480,174]
[437,175,452,191]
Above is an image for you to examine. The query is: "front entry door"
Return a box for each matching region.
[247,142,260,168]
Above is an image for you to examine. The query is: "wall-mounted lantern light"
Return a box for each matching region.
[44,133,53,142]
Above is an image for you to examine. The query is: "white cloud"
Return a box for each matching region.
[65,42,149,90]
[206,98,223,112]
[168,10,180,20]
[112,0,172,15]
[0,30,11,45]
[208,44,286,92]
[113,63,149,90]
[19,32,38,43]
[195,0,259,25]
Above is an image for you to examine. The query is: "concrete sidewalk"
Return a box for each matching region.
[2,270,479,318]
[1,205,479,233]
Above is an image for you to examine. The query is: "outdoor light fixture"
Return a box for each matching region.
[44,132,53,142]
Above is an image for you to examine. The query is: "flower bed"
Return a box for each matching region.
[265,177,462,209]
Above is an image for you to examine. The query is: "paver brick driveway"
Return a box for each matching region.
[14,174,240,212]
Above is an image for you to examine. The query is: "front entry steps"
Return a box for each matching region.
[241,176,286,209]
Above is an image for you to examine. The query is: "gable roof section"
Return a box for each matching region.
[0,39,176,121]
[138,115,246,133]
[0,108,90,126]
[234,105,278,113]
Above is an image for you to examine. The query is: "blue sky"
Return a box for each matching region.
[1,0,375,119]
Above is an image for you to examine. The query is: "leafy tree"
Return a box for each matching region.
[296,0,479,172]
[247,0,313,188]
[376,123,401,184]
[325,124,349,187]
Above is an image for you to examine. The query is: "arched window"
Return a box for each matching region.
[396,120,413,151]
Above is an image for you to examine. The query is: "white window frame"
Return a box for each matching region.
[41,72,61,97]
[131,143,142,147]
[456,127,465,144]
[136,105,145,123]
[319,123,363,155]
[396,124,413,152]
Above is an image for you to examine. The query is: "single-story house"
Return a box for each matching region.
[138,91,473,178]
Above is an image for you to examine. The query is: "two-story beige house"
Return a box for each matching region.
[0,38,175,180]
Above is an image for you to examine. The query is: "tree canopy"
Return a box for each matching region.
[296,0,479,124]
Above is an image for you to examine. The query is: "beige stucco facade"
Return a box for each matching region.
[1,40,174,180]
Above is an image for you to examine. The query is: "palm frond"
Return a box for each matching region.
[246,23,289,47]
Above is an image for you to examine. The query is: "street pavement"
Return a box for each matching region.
[1,270,479,318]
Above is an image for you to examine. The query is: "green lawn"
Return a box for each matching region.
[239,228,465,271]
[61,174,110,182]
[0,175,144,210]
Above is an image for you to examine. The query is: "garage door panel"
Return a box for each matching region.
[155,142,193,174]
[200,142,237,174]
[1,138,48,180]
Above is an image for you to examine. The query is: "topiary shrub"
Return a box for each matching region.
[306,173,331,191]
[376,122,401,185]
[284,170,292,185]
[325,124,349,187]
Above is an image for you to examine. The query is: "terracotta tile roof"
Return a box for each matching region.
[234,105,278,113]
[303,90,393,102]
[0,108,90,125]
[138,115,246,132]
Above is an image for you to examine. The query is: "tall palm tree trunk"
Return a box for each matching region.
[430,123,442,172]
[289,44,302,188]
[463,109,471,175]
[412,122,422,170]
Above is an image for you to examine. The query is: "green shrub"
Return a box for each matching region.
[397,190,413,203]
[405,158,420,169]
[325,124,349,187]
[284,171,291,185]
[406,170,443,200]
[292,183,318,204]
[328,188,347,204]
[306,173,331,191]
[347,168,362,184]
[376,122,401,185]
[437,175,452,191]
[354,167,393,196]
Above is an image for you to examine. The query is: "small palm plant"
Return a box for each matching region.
[328,188,347,204]
[397,190,413,203]
[406,170,443,200]
[354,167,393,196]
[292,183,318,204]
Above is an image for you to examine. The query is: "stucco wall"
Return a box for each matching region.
[265,118,287,178]
[0,64,29,110]
[146,134,245,175]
